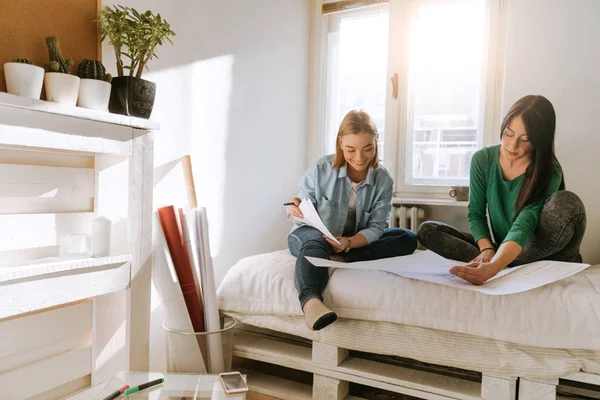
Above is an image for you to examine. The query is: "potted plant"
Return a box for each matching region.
[3,58,45,99]
[77,59,112,111]
[43,36,80,105]
[99,6,175,119]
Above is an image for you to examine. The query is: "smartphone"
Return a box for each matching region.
[218,372,249,394]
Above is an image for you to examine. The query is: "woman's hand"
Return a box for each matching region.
[286,197,303,220]
[449,262,503,285]
[470,248,496,264]
[325,236,348,254]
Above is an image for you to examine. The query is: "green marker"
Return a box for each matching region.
[124,378,164,396]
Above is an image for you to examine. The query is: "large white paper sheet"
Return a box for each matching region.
[296,198,340,245]
[306,250,590,295]
[195,207,225,373]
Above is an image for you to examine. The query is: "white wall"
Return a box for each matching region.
[502,0,600,264]
[102,0,310,371]
[102,0,309,280]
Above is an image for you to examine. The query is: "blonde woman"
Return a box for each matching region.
[286,110,417,331]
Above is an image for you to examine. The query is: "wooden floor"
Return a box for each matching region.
[247,392,279,400]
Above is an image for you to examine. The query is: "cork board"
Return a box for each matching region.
[0,0,100,93]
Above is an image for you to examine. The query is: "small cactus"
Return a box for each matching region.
[45,61,61,72]
[13,58,32,64]
[44,36,74,74]
[77,59,112,82]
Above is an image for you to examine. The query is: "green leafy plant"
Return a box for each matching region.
[43,36,74,74]
[13,58,33,65]
[98,5,175,79]
[77,59,112,82]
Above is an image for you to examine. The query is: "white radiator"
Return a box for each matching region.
[391,205,425,232]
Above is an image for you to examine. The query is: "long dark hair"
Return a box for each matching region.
[500,95,565,218]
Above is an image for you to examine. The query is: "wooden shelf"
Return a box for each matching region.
[0,92,159,130]
[0,83,155,393]
[0,254,132,283]
[0,261,130,320]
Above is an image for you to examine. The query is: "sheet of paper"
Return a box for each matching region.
[296,198,340,245]
[473,260,591,295]
[195,207,225,373]
[584,267,600,293]
[306,250,591,295]
[307,250,465,273]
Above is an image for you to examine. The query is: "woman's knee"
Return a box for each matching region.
[545,190,586,216]
[288,226,329,256]
[300,238,330,254]
[541,191,586,229]
[416,221,441,246]
[384,227,416,240]
[532,191,587,257]
[384,228,418,254]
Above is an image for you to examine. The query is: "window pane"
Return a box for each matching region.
[325,8,389,159]
[406,0,486,184]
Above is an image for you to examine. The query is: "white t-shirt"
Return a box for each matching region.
[343,181,364,236]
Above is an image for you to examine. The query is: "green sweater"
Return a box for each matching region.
[468,144,563,248]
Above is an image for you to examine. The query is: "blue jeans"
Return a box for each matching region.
[288,226,418,308]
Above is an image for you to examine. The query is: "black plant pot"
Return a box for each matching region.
[108,76,156,119]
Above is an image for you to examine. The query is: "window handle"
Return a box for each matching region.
[391,73,399,100]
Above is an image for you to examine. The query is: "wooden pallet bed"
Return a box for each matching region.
[218,251,600,400]
[230,323,600,400]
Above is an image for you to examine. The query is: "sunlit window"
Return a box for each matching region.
[405,0,486,185]
[318,0,501,191]
[323,6,389,160]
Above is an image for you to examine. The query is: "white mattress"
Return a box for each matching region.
[217,250,600,351]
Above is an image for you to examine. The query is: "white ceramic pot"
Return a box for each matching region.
[77,79,111,111]
[44,72,80,106]
[4,62,45,99]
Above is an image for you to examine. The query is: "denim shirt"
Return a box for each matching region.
[290,154,394,244]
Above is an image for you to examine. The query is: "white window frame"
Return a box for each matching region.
[308,0,507,198]
[322,5,390,158]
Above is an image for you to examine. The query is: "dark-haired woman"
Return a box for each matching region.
[417,95,586,285]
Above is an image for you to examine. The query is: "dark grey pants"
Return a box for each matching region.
[417,191,586,265]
